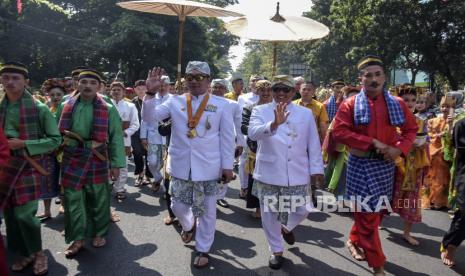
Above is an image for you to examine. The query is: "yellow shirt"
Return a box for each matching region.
[293,98,329,136]
[225,91,241,101]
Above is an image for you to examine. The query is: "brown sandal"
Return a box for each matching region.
[11,256,34,271]
[193,252,209,269]
[151,182,161,193]
[181,223,196,243]
[33,252,48,276]
[346,240,366,261]
[64,240,84,258]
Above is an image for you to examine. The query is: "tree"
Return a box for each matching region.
[0,0,239,86]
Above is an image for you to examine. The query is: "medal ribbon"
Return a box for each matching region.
[186,93,210,129]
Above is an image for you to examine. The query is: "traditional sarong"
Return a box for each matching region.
[252,180,309,225]
[147,143,165,182]
[169,176,218,217]
[60,145,109,190]
[346,155,395,212]
[0,154,54,208]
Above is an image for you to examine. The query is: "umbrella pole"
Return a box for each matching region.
[272,42,278,76]
[177,15,186,81]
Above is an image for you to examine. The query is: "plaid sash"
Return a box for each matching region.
[58,95,109,143]
[354,88,405,126]
[60,145,109,190]
[326,95,338,122]
[0,90,40,140]
[0,157,27,209]
[0,90,53,207]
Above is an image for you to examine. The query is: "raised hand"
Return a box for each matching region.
[271,102,290,131]
[145,67,166,94]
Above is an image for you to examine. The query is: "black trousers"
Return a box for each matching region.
[164,178,175,218]
[132,134,153,178]
[246,174,260,209]
[442,208,465,249]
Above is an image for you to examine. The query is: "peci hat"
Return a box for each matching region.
[271,75,294,88]
[185,61,210,75]
[0,61,29,79]
[357,55,384,71]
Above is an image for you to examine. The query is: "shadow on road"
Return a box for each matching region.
[72,225,159,275]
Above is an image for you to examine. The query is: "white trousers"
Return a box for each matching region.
[260,202,311,253]
[238,151,248,189]
[217,184,228,200]
[171,195,217,253]
[113,163,128,193]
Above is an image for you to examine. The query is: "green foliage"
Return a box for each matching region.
[238,0,465,89]
[0,0,238,86]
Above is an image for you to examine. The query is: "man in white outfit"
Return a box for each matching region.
[210,79,245,208]
[248,75,324,269]
[237,74,264,198]
[142,62,235,269]
[140,76,171,192]
[110,82,140,199]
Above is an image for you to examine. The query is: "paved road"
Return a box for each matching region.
[3,162,465,275]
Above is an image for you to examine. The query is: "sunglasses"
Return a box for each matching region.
[185,74,209,82]
[272,86,292,93]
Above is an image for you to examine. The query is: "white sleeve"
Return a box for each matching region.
[140,120,148,139]
[307,111,324,175]
[234,103,246,147]
[248,107,276,141]
[141,96,171,123]
[125,104,140,137]
[220,103,236,170]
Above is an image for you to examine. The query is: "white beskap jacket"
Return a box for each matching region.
[248,102,324,186]
[142,93,235,182]
[112,99,140,147]
[140,94,170,145]
[226,99,246,148]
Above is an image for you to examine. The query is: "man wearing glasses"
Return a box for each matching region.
[248,75,324,270]
[142,61,235,269]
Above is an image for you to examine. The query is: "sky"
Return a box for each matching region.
[224,0,314,71]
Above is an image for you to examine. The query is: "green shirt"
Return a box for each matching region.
[56,98,126,168]
[3,100,61,156]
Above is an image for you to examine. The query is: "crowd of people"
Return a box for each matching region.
[0,55,464,276]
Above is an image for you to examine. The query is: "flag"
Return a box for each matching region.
[17,0,23,14]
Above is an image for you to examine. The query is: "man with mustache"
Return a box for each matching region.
[332,56,418,276]
[56,69,125,258]
[0,61,61,275]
